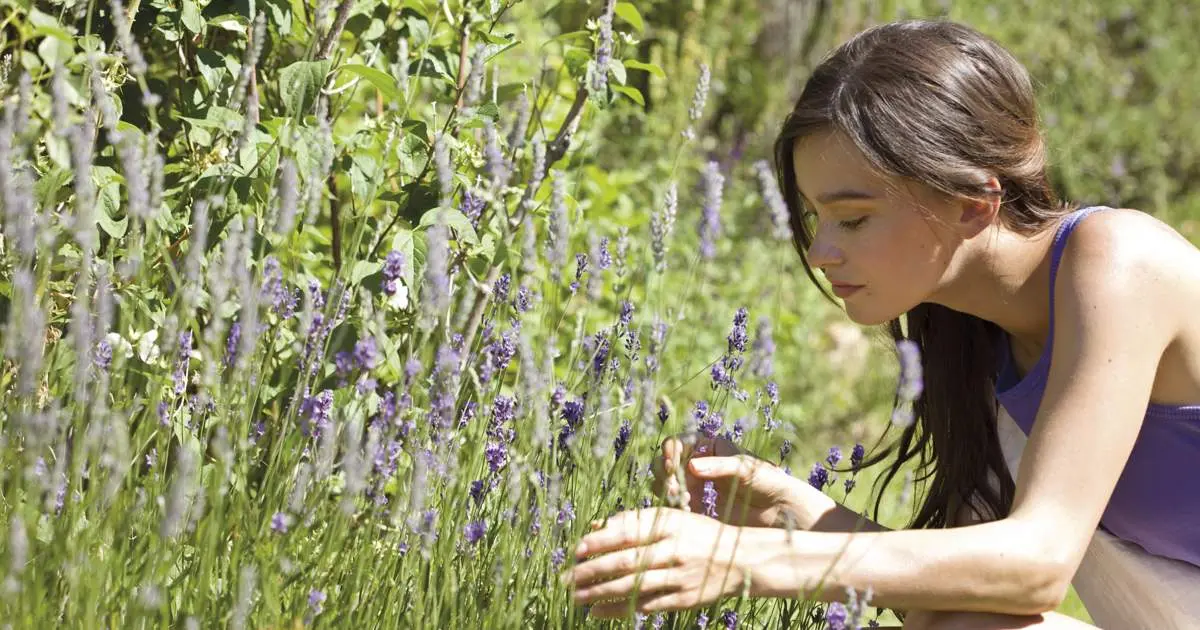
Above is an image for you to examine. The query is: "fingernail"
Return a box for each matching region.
[575,541,588,556]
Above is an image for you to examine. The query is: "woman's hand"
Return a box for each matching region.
[564,507,757,618]
[652,433,804,529]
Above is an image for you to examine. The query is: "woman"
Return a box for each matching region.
[562,18,1200,629]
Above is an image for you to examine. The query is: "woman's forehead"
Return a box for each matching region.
[791,132,899,202]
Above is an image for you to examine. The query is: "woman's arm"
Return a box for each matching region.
[745,215,1174,616]
[787,477,892,533]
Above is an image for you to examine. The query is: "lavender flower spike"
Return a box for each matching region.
[698,161,724,260]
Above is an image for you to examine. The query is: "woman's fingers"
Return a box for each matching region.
[583,586,680,618]
[569,541,677,588]
[572,566,678,604]
[574,508,676,559]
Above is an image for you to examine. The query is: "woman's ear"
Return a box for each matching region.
[957,177,1002,237]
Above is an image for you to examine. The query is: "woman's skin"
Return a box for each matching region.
[561,128,1200,627]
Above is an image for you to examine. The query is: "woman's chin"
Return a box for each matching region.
[843,301,903,327]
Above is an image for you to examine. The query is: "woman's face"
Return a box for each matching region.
[791,129,965,325]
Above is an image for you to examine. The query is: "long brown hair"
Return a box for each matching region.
[773,19,1077,530]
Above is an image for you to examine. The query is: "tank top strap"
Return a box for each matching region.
[1047,205,1111,339]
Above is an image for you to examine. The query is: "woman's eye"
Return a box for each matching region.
[839,217,868,230]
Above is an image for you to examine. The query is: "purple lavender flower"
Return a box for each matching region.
[299,389,334,438]
[354,337,379,370]
[826,446,843,468]
[334,351,355,377]
[893,339,923,427]
[697,612,709,629]
[730,417,746,443]
[224,320,241,368]
[591,0,616,94]
[808,463,829,491]
[470,479,488,505]
[702,481,718,518]
[897,339,923,400]
[547,176,569,278]
[493,273,511,302]
[825,602,848,630]
[569,253,588,294]
[420,222,451,330]
[484,441,508,473]
[689,62,711,123]
[619,301,634,327]
[780,440,792,461]
[271,512,290,534]
[461,187,487,228]
[308,589,326,615]
[93,339,113,370]
[657,401,669,424]
[754,159,792,242]
[262,257,299,319]
[464,520,487,545]
[613,420,631,459]
[851,443,866,469]
[700,413,724,440]
[172,331,192,395]
[557,500,575,527]
[698,161,725,260]
[488,395,517,441]
[596,237,612,270]
[844,478,857,493]
[404,357,422,384]
[650,182,678,272]
[551,548,566,568]
[382,250,406,296]
[514,285,532,314]
[558,398,585,449]
[728,307,749,353]
[720,610,738,630]
[749,316,775,378]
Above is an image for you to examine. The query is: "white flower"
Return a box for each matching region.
[136,329,161,365]
[387,282,409,311]
[106,331,133,360]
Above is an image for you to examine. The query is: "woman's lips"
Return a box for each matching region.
[830,283,864,298]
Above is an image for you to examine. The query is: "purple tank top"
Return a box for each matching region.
[994,205,1200,569]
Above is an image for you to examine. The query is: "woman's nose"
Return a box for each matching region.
[806,228,843,269]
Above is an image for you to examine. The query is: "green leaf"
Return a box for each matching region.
[181,0,204,34]
[194,50,227,93]
[95,181,129,239]
[611,85,645,106]
[418,208,479,247]
[208,13,247,34]
[390,228,417,294]
[614,2,645,32]
[350,260,382,285]
[337,64,402,101]
[37,34,71,68]
[278,59,332,118]
[609,58,627,85]
[624,59,665,79]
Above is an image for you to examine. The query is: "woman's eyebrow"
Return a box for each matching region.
[815,189,877,204]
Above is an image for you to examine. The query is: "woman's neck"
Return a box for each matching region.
[927,223,1058,347]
